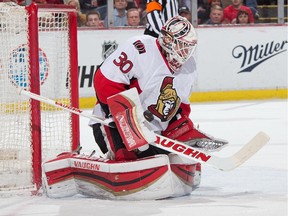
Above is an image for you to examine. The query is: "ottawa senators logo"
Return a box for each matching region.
[133,40,146,54]
[148,77,180,122]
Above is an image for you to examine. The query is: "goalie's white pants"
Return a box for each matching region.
[42,153,201,200]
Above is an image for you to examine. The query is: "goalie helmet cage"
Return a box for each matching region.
[0,2,79,193]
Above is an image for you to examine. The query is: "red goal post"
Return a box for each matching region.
[0,2,79,193]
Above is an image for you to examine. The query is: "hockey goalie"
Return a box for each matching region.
[42,16,229,200]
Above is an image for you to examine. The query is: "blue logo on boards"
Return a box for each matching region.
[9,45,49,88]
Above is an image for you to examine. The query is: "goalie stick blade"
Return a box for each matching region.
[228,131,270,170]
[152,131,270,171]
[208,131,270,171]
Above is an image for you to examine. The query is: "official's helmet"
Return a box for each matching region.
[158,16,197,72]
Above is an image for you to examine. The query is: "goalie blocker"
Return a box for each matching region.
[107,87,229,158]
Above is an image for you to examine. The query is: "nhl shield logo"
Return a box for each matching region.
[102,41,118,60]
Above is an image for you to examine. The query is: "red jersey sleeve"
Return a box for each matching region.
[94,69,127,104]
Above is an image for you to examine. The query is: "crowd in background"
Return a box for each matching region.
[0,0,286,28]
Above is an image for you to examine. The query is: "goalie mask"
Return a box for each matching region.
[158,16,197,72]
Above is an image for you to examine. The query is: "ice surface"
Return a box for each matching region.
[0,100,287,216]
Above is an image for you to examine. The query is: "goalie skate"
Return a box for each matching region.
[185,138,228,152]
[183,125,229,152]
[161,113,229,152]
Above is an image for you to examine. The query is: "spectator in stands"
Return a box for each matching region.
[67,0,86,27]
[243,0,258,19]
[208,0,223,7]
[221,0,231,7]
[205,0,226,23]
[178,6,192,23]
[135,0,146,22]
[206,0,223,14]
[144,0,178,38]
[236,9,251,24]
[126,0,137,10]
[180,0,218,24]
[196,0,210,24]
[223,0,254,24]
[79,0,106,14]
[126,8,141,26]
[126,0,146,25]
[204,5,224,24]
[104,0,128,27]
[86,10,104,27]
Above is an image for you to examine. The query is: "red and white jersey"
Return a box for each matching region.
[93,35,197,132]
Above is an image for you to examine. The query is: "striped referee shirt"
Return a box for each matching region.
[144,0,178,38]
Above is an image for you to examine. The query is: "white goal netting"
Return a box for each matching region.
[0,2,79,194]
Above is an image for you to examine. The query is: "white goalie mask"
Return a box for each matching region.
[158,16,197,72]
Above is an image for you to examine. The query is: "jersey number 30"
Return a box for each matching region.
[113,52,133,74]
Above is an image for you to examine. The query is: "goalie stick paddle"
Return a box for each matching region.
[18,88,270,171]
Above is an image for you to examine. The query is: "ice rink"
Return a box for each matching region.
[0,99,287,216]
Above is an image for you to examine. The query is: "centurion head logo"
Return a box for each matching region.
[148,77,181,122]
[232,40,287,73]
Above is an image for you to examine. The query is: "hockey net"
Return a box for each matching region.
[0,2,79,194]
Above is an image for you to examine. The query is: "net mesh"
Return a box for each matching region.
[0,2,75,193]
[0,2,32,191]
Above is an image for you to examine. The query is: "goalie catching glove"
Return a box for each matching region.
[162,114,228,152]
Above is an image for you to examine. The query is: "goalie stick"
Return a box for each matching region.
[18,88,270,171]
[18,88,115,128]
